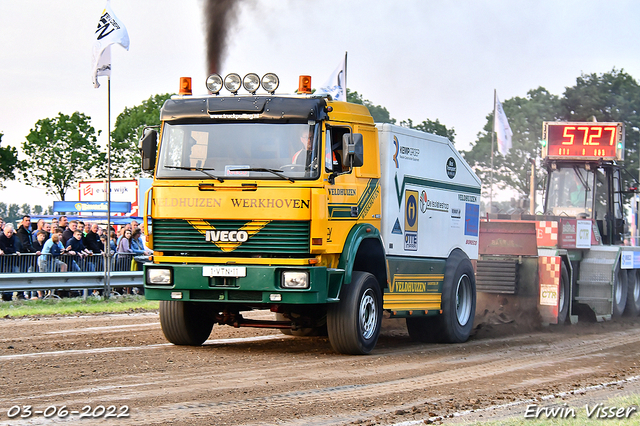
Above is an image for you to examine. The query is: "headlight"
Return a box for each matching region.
[243,73,260,94]
[224,73,242,94]
[147,268,172,285]
[206,73,223,94]
[261,73,279,94]
[282,271,309,289]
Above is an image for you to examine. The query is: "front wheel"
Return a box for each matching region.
[327,271,382,355]
[159,301,214,345]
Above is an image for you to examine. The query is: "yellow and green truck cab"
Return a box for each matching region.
[141,75,481,354]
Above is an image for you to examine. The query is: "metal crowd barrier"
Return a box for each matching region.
[0,253,145,295]
[0,253,141,273]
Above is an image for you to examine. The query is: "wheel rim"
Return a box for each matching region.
[455,274,473,326]
[634,272,640,303]
[359,289,377,340]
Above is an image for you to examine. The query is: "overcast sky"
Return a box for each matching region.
[2,0,640,208]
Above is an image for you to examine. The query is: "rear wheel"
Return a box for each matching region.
[557,263,570,324]
[438,250,476,343]
[612,263,628,317]
[625,269,640,317]
[159,301,214,345]
[327,271,382,355]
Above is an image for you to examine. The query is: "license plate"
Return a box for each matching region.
[202,266,247,277]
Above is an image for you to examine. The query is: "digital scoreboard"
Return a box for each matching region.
[541,122,624,161]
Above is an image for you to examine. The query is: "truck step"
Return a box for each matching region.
[574,296,612,302]
[577,280,611,286]
[580,255,618,264]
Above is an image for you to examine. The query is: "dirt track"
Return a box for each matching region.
[0,311,639,425]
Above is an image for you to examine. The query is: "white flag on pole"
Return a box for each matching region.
[317,54,347,101]
[494,95,513,155]
[91,0,130,88]
[95,46,112,80]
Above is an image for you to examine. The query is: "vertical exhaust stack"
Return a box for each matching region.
[204,0,242,75]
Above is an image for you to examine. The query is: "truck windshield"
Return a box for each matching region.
[156,122,320,180]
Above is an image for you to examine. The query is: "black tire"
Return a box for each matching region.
[327,271,382,355]
[612,263,628,318]
[557,263,570,324]
[437,250,476,343]
[625,270,640,317]
[159,301,214,345]
[406,316,440,343]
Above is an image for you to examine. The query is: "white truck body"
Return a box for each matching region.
[377,123,482,260]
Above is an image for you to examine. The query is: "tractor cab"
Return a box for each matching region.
[544,160,625,245]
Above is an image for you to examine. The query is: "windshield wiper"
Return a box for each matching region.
[164,165,224,182]
[229,168,295,183]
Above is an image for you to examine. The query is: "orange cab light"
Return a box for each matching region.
[308,258,320,265]
[312,238,323,246]
[179,77,192,95]
[298,75,312,94]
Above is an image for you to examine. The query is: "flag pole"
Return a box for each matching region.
[490,89,496,214]
[105,76,112,298]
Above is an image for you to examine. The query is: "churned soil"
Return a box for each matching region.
[0,310,639,425]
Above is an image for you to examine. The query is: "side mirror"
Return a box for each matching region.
[342,133,364,168]
[140,129,158,171]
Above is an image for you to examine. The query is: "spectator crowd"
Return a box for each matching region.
[0,215,152,299]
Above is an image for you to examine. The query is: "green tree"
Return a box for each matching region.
[464,69,640,207]
[347,89,396,124]
[0,133,20,189]
[7,203,19,224]
[19,204,31,217]
[464,88,560,202]
[21,112,105,200]
[33,205,43,215]
[400,118,456,144]
[111,93,172,178]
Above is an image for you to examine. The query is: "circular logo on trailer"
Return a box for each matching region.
[406,193,417,228]
[420,190,428,213]
[446,157,457,179]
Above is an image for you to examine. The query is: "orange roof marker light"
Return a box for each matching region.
[298,75,312,94]
[179,77,192,96]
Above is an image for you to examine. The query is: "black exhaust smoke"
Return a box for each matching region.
[204,0,242,75]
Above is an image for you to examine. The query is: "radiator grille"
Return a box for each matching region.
[153,219,310,256]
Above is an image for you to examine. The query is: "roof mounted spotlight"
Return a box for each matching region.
[206,73,223,94]
[243,73,260,94]
[261,73,279,94]
[224,73,242,94]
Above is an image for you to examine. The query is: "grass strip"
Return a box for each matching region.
[0,295,159,318]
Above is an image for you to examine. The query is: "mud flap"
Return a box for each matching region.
[538,256,561,324]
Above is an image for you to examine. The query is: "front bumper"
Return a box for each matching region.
[144,263,343,305]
